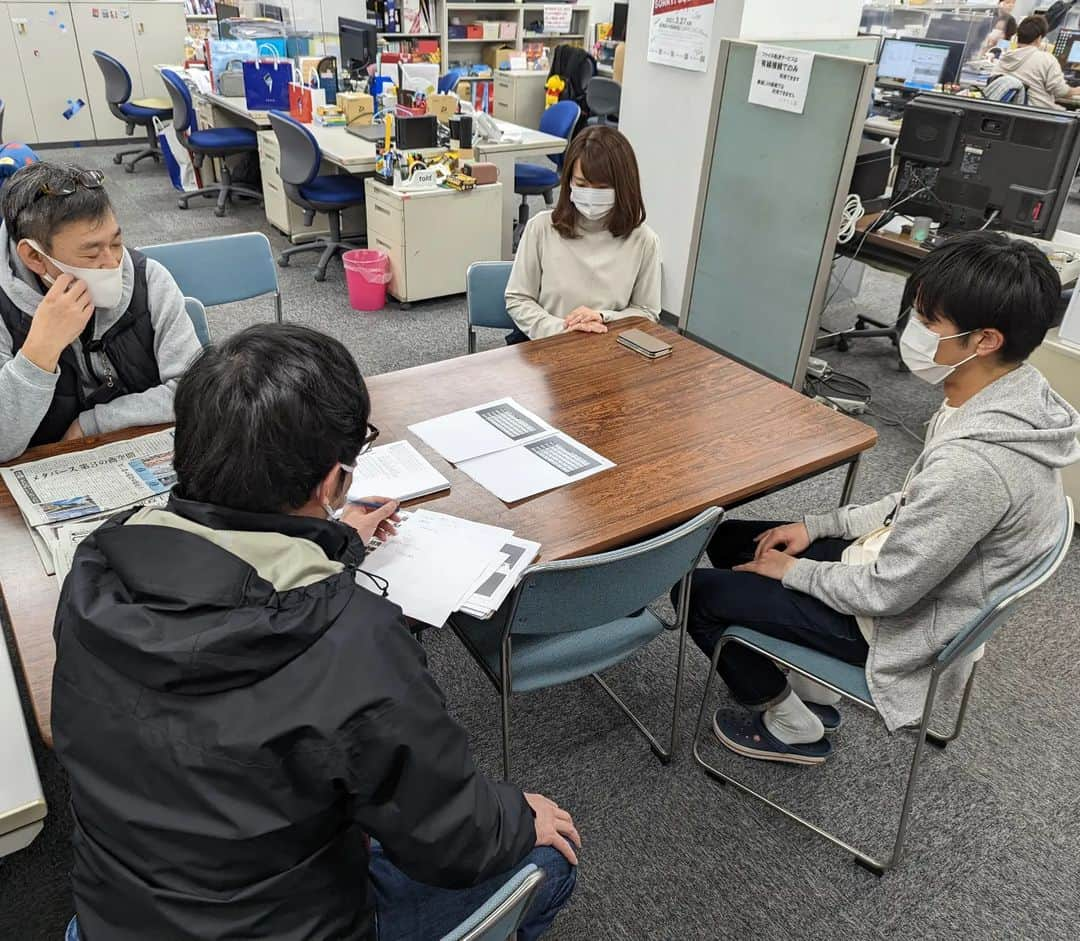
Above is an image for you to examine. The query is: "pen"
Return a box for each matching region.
[350,498,398,510]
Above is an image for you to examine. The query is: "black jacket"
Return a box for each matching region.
[52,495,536,941]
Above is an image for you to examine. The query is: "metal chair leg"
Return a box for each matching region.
[501,636,513,781]
[927,660,978,748]
[840,455,861,506]
[468,328,477,355]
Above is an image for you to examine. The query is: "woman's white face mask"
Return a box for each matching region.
[570,185,616,221]
[22,238,124,310]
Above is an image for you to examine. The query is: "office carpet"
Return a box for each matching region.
[1,146,1078,941]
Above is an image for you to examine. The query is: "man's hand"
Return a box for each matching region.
[338,497,400,544]
[61,419,84,442]
[564,306,607,334]
[752,522,811,561]
[21,275,95,373]
[733,548,798,582]
[525,792,581,865]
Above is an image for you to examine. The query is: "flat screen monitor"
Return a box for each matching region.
[1070,39,1080,63]
[216,2,239,20]
[339,16,378,71]
[926,12,991,50]
[894,93,1080,239]
[611,1,628,42]
[877,38,951,89]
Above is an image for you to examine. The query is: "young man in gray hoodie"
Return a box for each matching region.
[0,162,201,463]
[686,231,1080,764]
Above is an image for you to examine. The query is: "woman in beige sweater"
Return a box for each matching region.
[505,125,662,341]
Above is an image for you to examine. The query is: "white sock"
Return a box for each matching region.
[763,691,825,745]
[787,671,841,706]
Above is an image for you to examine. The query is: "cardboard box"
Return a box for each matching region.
[427,93,458,123]
[481,20,500,39]
[499,21,517,40]
[466,24,483,39]
[482,44,514,70]
[338,92,375,126]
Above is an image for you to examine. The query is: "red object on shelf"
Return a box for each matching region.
[466,24,483,38]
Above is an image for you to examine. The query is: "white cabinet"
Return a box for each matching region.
[365,179,502,303]
[0,7,36,143]
[129,1,186,103]
[71,3,144,139]
[493,70,547,129]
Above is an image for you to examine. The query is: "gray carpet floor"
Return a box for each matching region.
[2,144,1079,940]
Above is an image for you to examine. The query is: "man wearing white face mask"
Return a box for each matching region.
[680,231,1080,765]
[0,162,201,462]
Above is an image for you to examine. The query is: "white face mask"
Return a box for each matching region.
[24,239,125,310]
[323,462,355,520]
[899,316,978,384]
[570,185,616,221]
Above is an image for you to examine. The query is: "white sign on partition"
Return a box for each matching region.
[646,0,716,73]
[543,4,573,33]
[748,45,815,114]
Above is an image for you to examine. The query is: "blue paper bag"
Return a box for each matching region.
[243,51,292,111]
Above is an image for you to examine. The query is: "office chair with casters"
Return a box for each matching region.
[513,101,580,244]
[585,77,621,126]
[450,507,723,780]
[92,51,172,173]
[160,69,262,217]
[268,110,366,282]
[438,67,468,95]
[439,864,545,941]
[183,296,211,348]
[466,261,515,353]
[140,233,283,324]
[692,498,1075,876]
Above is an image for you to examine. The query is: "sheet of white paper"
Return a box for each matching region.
[408,397,554,465]
[457,431,615,503]
[543,4,572,33]
[748,45,814,115]
[347,440,449,503]
[358,509,512,626]
[459,536,541,618]
[52,519,109,584]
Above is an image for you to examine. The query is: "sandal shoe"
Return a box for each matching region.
[805,701,841,733]
[712,711,832,766]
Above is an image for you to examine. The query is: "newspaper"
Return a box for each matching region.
[0,430,177,574]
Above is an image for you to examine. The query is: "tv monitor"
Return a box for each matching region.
[926,12,992,51]
[893,94,1080,239]
[611,2,628,42]
[339,17,378,71]
[877,38,951,89]
[1070,39,1080,63]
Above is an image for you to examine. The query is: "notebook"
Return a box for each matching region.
[347,440,450,503]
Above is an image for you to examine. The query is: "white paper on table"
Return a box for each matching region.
[52,518,109,584]
[347,440,449,503]
[357,509,512,626]
[458,536,541,618]
[457,431,615,503]
[408,397,554,465]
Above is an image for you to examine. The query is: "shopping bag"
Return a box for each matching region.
[154,116,201,193]
[243,45,292,111]
[208,38,258,91]
[289,79,314,122]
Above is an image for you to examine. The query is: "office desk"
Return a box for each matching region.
[863,113,902,139]
[0,323,875,746]
[0,620,45,857]
[202,94,566,258]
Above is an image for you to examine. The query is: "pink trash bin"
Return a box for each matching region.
[343,249,391,311]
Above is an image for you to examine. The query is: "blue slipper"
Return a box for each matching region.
[712,711,833,765]
[806,701,842,733]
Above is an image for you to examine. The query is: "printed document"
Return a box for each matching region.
[458,536,541,619]
[347,440,449,503]
[408,397,554,464]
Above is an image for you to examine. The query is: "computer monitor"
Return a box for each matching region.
[1053,28,1080,63]
[1070,39,1080,64]
[926,12,992,51]
[216,2,240,21]
[893,94,1080,239]
[877,38,951,89]
[339,17,378,72]
[611,1,628,42]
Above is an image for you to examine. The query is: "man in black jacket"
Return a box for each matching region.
[52,323,579,941]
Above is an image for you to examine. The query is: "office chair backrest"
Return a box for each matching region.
[439,865,544,941]
[506,507,722,636]
[466,261,514,330]
[0,99,5,145]
[268,110,321,186]
[585,77,621,122]
[984,73,1027,106]
[93,51,132,105]
[438,67,467,95]
[161,69,195,133]
[140,234,281,314]
[539,101,580,169]
[183,296,211,348]
[938,498,1074,666]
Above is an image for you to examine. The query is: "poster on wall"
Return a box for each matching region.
[646,0,716,72]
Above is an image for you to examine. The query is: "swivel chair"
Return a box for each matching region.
[92,51,172,173]
[160,69,262,217]
[585,77,621,126]
[513,101,580,244]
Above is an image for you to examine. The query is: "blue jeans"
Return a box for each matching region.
[371,843,576,941]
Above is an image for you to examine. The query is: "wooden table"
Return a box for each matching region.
[0,321,875,745]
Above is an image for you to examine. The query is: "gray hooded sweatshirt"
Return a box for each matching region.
[0,222,202,463]
[993,44,1071,111]
[784,363,1080,731]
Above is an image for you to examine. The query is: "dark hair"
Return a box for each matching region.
[552,126,646,239]
[904,230,1060,364]
[999,14,1018,40]
[173,324,370,513]
[1,162,113,251]
[1016,14,1048,45]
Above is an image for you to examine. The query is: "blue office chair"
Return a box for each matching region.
[268,110,367,282]
[440,864,545,941]
[438,67,468,95]
[183,296,211,348]
[140,233,283,323]
[451,507,723,780]
[160,69,262,217]
[514,101,580,241]
[693,498,1075,875]
[466,261,515,353]
[93,51,172,173]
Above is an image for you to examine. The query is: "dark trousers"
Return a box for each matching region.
[505,327,530,345]
[684,520,869,708]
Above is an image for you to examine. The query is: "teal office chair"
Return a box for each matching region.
[513,101,580,243]
[451,507,723,780]
[693,498,1075,875]
[466,261,515,353]
[440,864,545,941]
[183,296,211,348]
[139,233,283,324]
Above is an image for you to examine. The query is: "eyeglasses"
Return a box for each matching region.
[359,422,380,455]
[38,168,105,198]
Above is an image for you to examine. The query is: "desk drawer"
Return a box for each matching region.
[365,187,404,244]
[494,98,514,122]
[369,231,407,301]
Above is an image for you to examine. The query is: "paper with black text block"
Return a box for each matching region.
[408,398,554,465]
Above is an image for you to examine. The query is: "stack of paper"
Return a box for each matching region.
[408,397,615,502]
[347,440,449,503]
